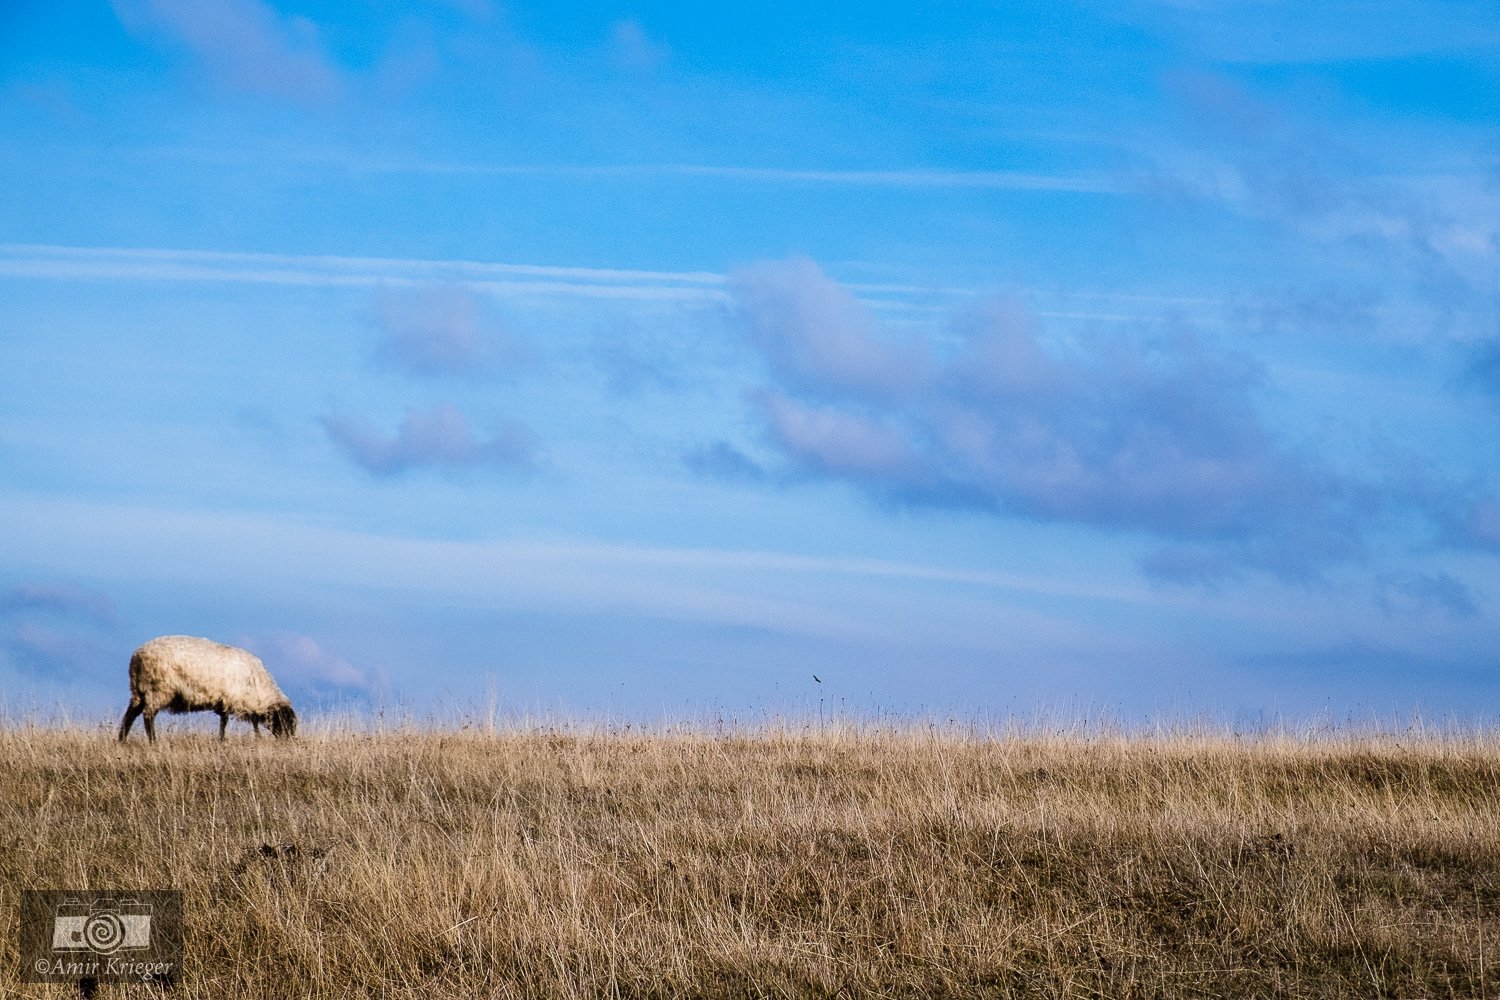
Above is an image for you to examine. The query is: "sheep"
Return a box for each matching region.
[117,635,297,743]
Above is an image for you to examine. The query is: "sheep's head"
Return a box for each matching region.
[267,703,297,739]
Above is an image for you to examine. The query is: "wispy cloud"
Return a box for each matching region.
[370,284,531,378]
[683,441,769,484]
[610,19,669,73]
[0,581,119,681]
[649,164,1123,193]
[1150,69,1500,308]
[322,402,533,477]
[0,244,1215,324]
[0,491,1206,651]
[0,582,116,626]
[245,632,375,699]
[0,244,728,303]
[109,0,343,103]
[1376,571,1481,620]
[134,143,1122,192]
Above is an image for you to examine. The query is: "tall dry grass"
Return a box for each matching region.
[2,721,1498,998]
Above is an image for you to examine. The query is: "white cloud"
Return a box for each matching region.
[730,257,933,401]
[727,258,1368,585]
[322,402,533,477]
[247,632,372,696]
[371,284,530,377]
[109,0,343,102]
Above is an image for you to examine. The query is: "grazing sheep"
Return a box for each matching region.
[118,635,297,743]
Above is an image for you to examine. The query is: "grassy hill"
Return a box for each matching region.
[3,723,1498,998]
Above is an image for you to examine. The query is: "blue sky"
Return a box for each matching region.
[3,0,1500,725]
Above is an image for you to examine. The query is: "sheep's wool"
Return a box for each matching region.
[131,635,289,716]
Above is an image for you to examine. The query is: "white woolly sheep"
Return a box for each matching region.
[118,635,297,743]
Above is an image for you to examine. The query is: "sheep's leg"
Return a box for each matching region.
[142,711,157,744]
[218,711,229,742]
[117,701,143,743]
[252,719,262,737]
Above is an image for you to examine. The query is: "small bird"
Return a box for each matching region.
[813,674,822,683]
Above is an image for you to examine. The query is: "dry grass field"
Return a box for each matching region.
[2,721,1499,998]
